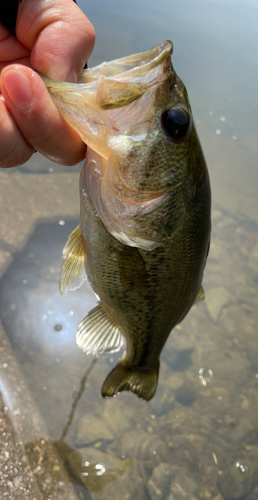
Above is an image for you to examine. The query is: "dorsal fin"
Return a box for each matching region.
[60,225,87,294]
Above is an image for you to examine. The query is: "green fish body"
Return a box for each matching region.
[43,41,211,401]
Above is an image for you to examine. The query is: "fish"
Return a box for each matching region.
[42,40,211,401]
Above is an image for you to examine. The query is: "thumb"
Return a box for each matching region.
[16,0,95,82]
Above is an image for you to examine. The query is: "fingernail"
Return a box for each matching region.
[2,68,33,110]
[66,69,77,83]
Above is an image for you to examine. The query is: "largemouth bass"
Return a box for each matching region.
[43,41,211,401]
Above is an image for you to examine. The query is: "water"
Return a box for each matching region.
[0,0,258,498]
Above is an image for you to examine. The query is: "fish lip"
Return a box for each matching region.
[78,40,173,83]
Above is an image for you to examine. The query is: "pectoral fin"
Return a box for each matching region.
[60,225,87,294]
[76,303,124,355]
[101,361,160,401]
[194,285,205,304]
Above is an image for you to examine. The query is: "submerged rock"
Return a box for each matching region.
[58,443,131,493]
[65,443,147,499]
[147,463,175,499]
[246,482,258,500]
[155,408,186,432]
[205,286,230,321]
[169,476,198,500]
[162,348,194,372]
[147,463,198,500]
[174,383,197,407]
[90,466,148,500]
[101,398,137,435]
[248,242,258,274]
[217,459,258,500]
[75,415,113,446]
[78,447,130,493]
[149,384,175,416]
[121,430,170,466]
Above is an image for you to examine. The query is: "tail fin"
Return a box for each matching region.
[101,361,160,401]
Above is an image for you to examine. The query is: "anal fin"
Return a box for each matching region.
[101,361,160,401]
[194,284,205,304]
[60,225,87,294]
[76,303,124,355]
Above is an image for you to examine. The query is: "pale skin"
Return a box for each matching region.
[0,0,95,168]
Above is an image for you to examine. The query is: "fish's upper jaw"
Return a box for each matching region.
[78,41,173,85]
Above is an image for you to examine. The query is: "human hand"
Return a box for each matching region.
[0,0,95,168]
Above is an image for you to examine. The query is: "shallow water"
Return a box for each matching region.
[0,1,258,499]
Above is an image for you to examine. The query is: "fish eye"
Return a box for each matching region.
[161,106,190,141]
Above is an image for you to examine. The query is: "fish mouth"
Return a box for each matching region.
[78,41,174,111]
[42,41,174,111]
[78,40,173,84]
[41,41,174,158]
[41,40,173,89]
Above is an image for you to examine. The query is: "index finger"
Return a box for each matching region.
[16,0,95,82]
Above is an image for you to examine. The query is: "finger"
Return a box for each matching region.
[0,23,30,64]
[16,0,95,82]
[0,96,34,168]
[0,65,86,165]
[0,57,30,73]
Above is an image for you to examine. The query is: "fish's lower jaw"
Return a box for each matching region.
[101,361,160,401]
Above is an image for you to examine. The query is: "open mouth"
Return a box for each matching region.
[77,40,173,83]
